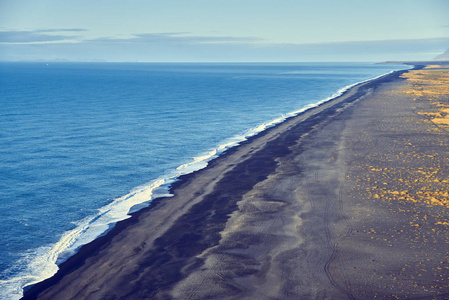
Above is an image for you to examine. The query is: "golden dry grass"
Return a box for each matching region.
[400,68,449,127]
[361,68,449,212]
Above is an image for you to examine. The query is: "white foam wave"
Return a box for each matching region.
[0,67,409,300]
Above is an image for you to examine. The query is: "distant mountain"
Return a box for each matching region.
[434,48,449,60]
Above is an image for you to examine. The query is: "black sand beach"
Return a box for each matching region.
[23,65,449,299]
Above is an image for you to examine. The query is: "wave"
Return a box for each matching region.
[0,67,408,300]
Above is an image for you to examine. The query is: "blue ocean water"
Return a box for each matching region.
[0,62,405,298]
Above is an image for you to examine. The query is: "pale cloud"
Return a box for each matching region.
[87,32,264,45]
[34,29,88,33]
[1,34,448,62]
[0,29,263,46]
[0,29,86,44]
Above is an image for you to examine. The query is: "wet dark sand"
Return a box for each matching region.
[23,67,449,299]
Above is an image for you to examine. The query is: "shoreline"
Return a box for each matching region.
[6,65,407,299]
[21,67,411,299]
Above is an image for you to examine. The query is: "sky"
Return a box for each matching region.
[1,0,448,62]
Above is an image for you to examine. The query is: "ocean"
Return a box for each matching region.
[0,62,406,299]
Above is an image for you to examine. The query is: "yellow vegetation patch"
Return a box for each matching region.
[401,69,449,128]
[425,65,449,69]
[416,112,442,117]
[401,70,449,98]
[439,107,449,114]
[364,166,449,208]
[435,221,449,226]
[432,118,449,126]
